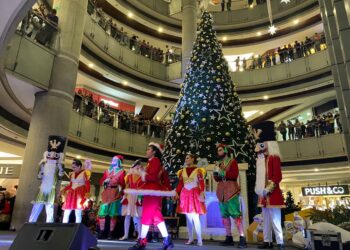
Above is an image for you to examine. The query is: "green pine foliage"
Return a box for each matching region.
[162,12,257,220]
[284,191,300,214]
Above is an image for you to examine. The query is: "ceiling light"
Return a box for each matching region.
[76,155,81,159]
[158,27,163,33]
[222,36,227,41]
[128,12,133,18]
[263,95,269,100]
[259,111,264,115]
[243,110,258,118]
[88,63,94,68]
[314,168,319,172]
[123,80,128,86]
[0,152,21,158]
[293,19,299,25]
[257,31,262,36]
[249,4,254,8]
[281,0,291,3]
[156,92,162,96]
[268,25,277,35]
[307,112,311,116]
[156,116,160,121]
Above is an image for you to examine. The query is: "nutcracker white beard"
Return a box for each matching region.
[40,161,57,194]
[255,153,266,197]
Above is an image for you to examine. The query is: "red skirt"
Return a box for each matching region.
[63,186,87,210]
[177,187,206,215]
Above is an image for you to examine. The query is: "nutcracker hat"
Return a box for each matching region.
[148,142,164,153]
[47,135,66,153]
[252,121,276,142]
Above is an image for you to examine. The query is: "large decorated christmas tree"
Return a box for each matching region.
[162,11,257,220]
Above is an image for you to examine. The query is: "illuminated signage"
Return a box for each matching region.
[0,165,21,178]
[302,185,349,196]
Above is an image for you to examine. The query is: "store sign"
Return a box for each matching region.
[302,185,349,196]
[0,165,21,178]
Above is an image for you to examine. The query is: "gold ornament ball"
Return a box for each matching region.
[202,118,207,122]
[176,149,181,154]
[225,132,231,136]
[216,78,221,82]
[206,137,212,142]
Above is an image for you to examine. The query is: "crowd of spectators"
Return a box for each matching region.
[234,33,327,72]
[18,3,59,48]
[88,0,181,65]
[276,111,342,141]
[0,186,17,231]
[73,90,170,139]
[220,0,267,11]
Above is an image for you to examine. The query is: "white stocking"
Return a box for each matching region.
[192,214,202,241]
[45,204,54,223]
[133,217,142,236]
[124,215,131,238]
[157,221,169,238]
[63,210,72,223]
[75,210,82,223]
[186,214,194,241]
[140,224,150,239]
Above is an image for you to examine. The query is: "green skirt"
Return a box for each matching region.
[219,195,241,218]
[33,188,56,205]
[98,200,121,218]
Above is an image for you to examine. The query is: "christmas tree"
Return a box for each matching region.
[162,11,257,219]
[284,191,300,214]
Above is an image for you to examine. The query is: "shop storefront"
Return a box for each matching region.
[300,184,350,210]
[0,164,21,195]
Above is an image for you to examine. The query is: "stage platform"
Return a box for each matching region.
[0,232,300,250]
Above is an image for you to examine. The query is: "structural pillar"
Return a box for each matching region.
[181,0,197,79]
[319,0,350,162]
[11,0,88,229]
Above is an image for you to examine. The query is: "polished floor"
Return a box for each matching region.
[0,232,300,250]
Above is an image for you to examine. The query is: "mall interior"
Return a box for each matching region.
[1,0,350,249]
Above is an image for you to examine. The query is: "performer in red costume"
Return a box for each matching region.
[126,142,175,250]
[120,159,143,241]
[253,121,285,250]
[62,159,91,223]
[214,144,247,248]
[176,154,206,246]
[98,155,125,240]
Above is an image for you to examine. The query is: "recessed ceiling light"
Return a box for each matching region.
[158,27,163,33]
[88,63,94,68]
[128,12,133,18]
[123,81,128,86]
[307,112,311,116]
[293,19,299,25]
[249,4,254,8]
[76,155,81,159]
[259,111,264,114]
[0,152,21,158]
[263,95,269,100]
[222,36,227,41]
[314,168,319,172]
[156,92,162,96]
[257,31,262,36]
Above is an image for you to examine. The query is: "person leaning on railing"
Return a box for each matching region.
[35,8,59,47]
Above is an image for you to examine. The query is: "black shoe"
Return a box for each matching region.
[277,244,285,250]
[220,236,234,246]
[237,236,247,248]
[97,231,106,239]
[258,242,273,249]
[129,238,147,250]
[107,231,115,240]
[158,236,174,250]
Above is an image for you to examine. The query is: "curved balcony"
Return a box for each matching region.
[5,25,333,101]
[0,104,347,164]
[123,0,318,30]
[231,49,331,90]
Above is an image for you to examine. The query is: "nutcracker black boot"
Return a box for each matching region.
[258,242,273,249]
[220,236,234,246]
[237,236,247,248]
[129,238,147,250]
